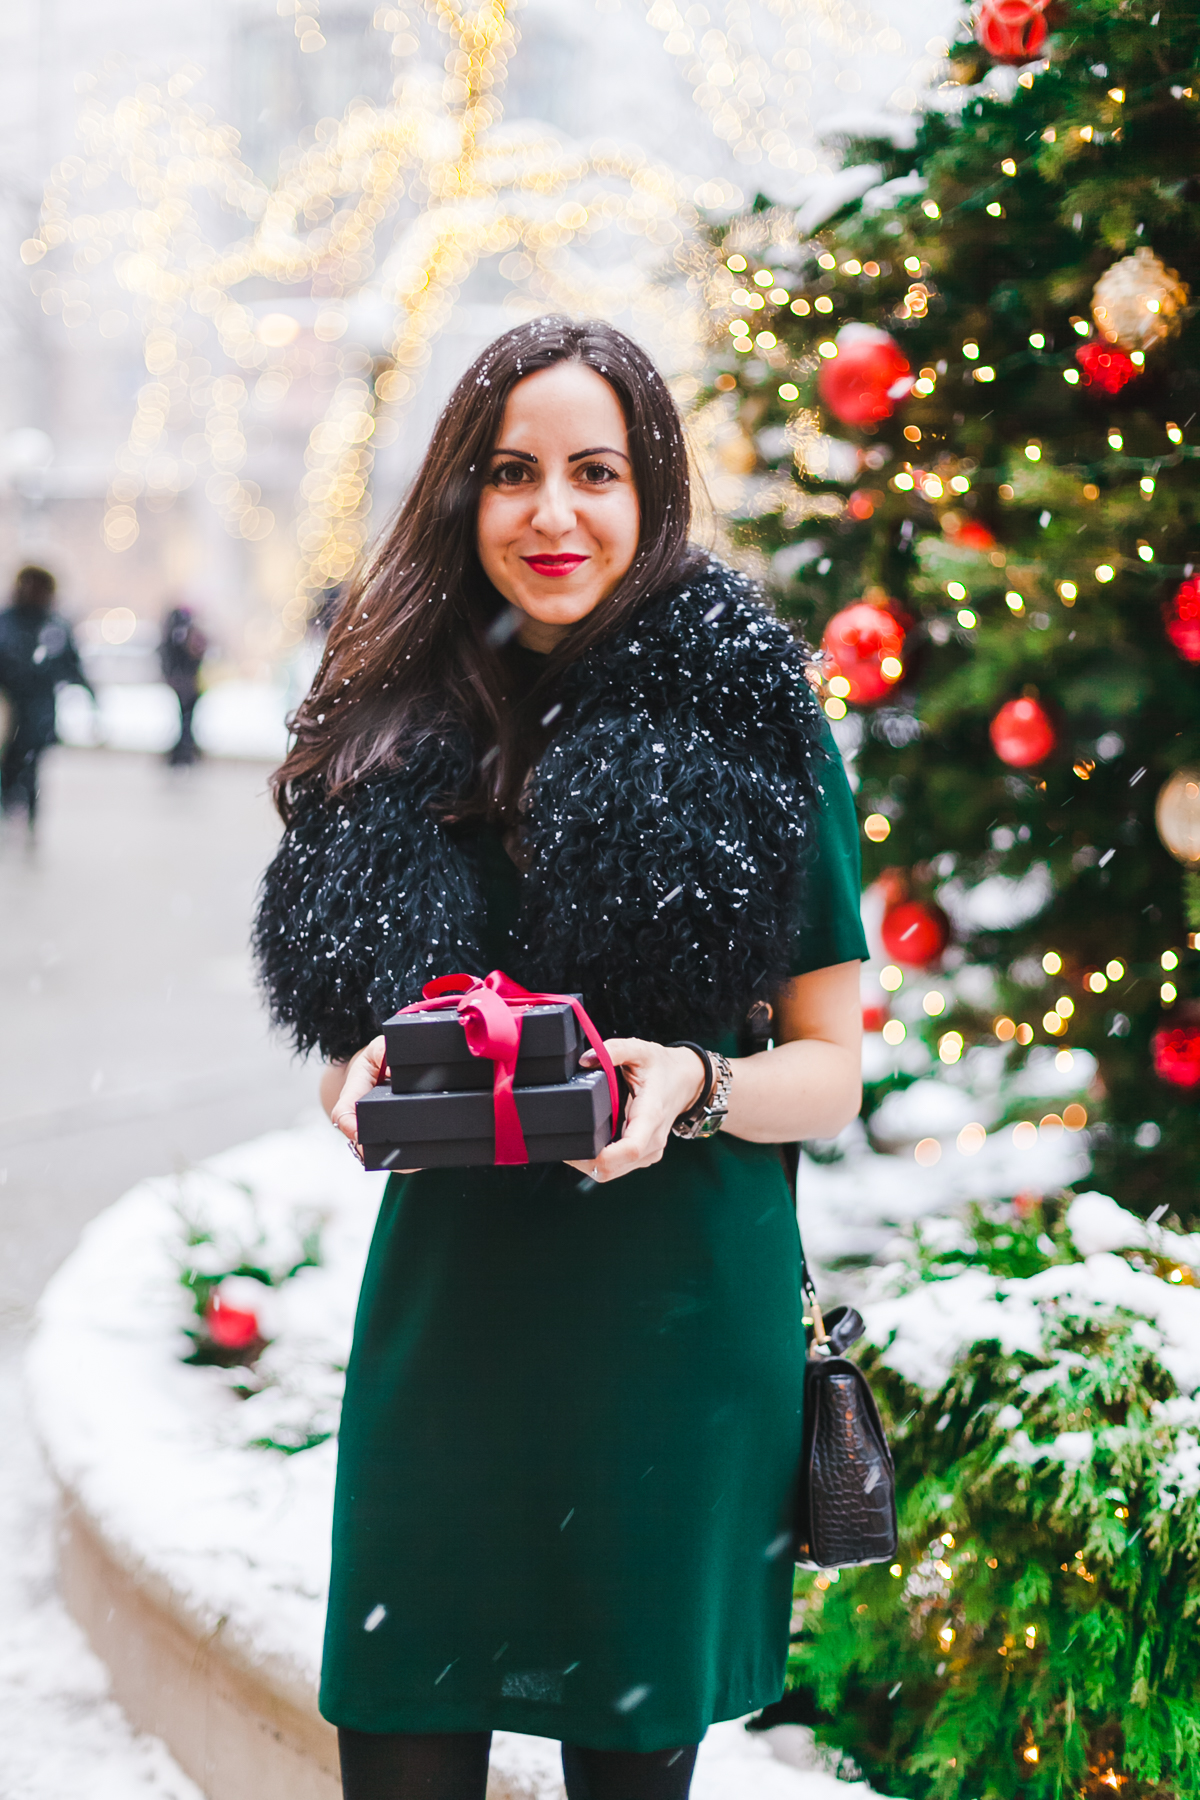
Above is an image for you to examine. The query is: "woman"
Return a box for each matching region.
[254,317,866,1800]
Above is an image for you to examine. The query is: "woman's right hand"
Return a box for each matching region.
[324,1039,421,1173]
[327,1036,386,1147]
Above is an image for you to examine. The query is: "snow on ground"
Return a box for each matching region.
[22,1116,888,1799]
[55,679,292,761]
[0,1351,203,1800]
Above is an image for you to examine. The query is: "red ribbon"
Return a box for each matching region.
[395,971,620,1165]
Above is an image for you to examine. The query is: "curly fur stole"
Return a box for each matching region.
[253,558,828,1062]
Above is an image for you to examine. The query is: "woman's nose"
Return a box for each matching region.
[531,474,577,538]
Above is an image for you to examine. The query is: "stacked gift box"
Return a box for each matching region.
[356,996,618,1170]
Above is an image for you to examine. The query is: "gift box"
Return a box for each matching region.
[356,1067,616,1170]
[384,997,583,1093]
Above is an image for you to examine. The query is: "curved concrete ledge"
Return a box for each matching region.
[58,1484,343,1800]
[56,1478,561,1800]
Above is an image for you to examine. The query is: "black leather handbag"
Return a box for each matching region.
[740,1003,899,1570]
[792,1283,899,1569]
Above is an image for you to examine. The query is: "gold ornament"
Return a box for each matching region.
[1156,767,1200,867]
[1091,246,1190,353]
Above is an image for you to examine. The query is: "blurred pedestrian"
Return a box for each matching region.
[158,604,207,767]
[0,565,94,830]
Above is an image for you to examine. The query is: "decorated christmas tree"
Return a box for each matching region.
[686,0,1200,1791]
[692,0,1200,1219]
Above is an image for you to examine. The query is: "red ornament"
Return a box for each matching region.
[206,1291,260,1351]
[862,1000,891,1033]
[1075,342,1140,395]
[1165,577,1200,662]
[818,325,912,427]
[881,899,950,968]
[989,696,1057,767]
[822,602,906,704]
[1152,1025,1200,1089]
[975,0,1048,63]
[952,520,997,552]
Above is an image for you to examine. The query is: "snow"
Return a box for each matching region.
[24,1116,889,1799]
[858,1187,1200,1400]
[1068,1190,1200,1270]
[55,679,291,761]
[800,1121,1090,1268]
[0,1351,204,1800]
[936,862,1054,933]
[868,1076,998,1148]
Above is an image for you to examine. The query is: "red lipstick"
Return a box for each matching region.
[522,554,588,577]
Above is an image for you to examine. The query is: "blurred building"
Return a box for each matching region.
[0,0,951,678]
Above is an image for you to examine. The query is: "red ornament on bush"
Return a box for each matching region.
[1075,341,1140,395]
[989,696,1057,767]
[1165,577,1200,663]
[975,0,1048,63]
[818,325,913,427]
[1152,1025,1200,1089]
[206,1290,261,1351]
[822,602,906,704]
[881,899,950,968]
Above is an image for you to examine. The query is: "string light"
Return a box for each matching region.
[31,0,701,651]
[643,0,939,184]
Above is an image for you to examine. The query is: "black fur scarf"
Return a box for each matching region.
[252,558,828,1062]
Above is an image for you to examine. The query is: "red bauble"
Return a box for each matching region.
[818,325,912,427]
[990,696,1057,767]
[862,1000,891,1033]
[206,1291,260,1351]
[1075,342,1140,395]
[1165,577,1200,663]
[975,0,1048,63]
[1152,1025,1200,1089]
[952,520,997,552]
[881,899,950,968]
[821,602,906,704]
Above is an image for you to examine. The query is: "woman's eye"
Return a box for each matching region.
[490,461,531,486]
[577,461,619,484]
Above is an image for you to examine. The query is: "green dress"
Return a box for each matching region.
[319,732,868,1751]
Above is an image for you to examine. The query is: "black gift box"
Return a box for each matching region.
[383,998,584,1093]
[356,1067,615,1170]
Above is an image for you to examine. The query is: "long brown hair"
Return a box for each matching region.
[274,317,694,824]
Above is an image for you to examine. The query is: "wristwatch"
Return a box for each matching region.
[669,1042,733,1139]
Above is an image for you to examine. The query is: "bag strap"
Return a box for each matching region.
[739,1002,828,1349]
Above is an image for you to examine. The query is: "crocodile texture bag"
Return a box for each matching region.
[792,1296,898,1569]
[739,1003,899,1570]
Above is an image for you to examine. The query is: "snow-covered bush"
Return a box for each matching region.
[788,1193,1200,1799]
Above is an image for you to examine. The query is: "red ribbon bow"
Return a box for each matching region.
[396,971,619,1165]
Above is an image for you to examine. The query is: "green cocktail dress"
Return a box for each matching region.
[319,727,868,1751]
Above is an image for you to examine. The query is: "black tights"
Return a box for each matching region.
[338,1728,698,1800]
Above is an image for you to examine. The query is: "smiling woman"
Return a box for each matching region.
[252,316,867,1800]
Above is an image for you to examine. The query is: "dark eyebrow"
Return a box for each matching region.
[568,446,629,462]
[489,447,537,462]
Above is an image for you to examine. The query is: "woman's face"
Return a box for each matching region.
[476,361,641,652]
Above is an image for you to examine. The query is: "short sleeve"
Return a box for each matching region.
[789,726,870,977]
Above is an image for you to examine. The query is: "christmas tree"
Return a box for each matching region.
[694,0,1200,1219]
[687,1,1200,1790]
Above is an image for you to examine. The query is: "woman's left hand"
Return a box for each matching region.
[565,1039,708,1183]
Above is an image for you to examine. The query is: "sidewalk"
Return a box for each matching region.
[0,746,314,1338]
[0,745,317,1793]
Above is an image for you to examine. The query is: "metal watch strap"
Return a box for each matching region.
[669,1043,732,1140]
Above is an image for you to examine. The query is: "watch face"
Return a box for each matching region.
[696,1110,727,1138]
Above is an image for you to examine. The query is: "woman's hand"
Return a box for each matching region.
[565,1039,707,1184]
[321,1037,399,1166]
